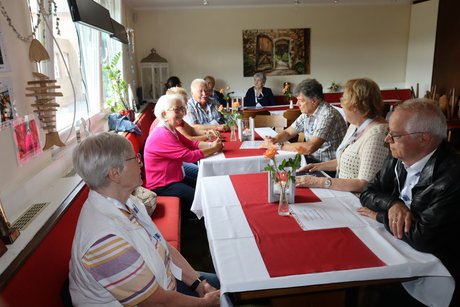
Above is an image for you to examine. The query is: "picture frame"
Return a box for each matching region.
[0,78,15,128]
[243,28,310,77]
[0,30,10,72]
[12,115,42,164]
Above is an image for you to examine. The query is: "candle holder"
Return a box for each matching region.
[0,199,20,245]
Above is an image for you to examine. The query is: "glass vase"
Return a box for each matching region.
[230,125,237,141]
[278,187,290,216]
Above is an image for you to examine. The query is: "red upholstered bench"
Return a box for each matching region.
[124,103,181,250]
[0,103,181,306]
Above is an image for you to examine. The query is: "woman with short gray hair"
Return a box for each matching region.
[70,132,220,306]
[244,72,275,107]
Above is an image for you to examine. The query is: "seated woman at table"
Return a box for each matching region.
[150,86,220,142]
[70,132,220,306]
[244,72,275,107]
[144,93,223,217]
[260,78,347,164]
[295,78,389,193]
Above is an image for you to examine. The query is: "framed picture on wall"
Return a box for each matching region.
[0,78,15,129]
[12,115,42,165]
[0,30,9,72]
[242,28,310,77]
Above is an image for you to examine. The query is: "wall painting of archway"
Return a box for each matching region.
[242,28,310,77]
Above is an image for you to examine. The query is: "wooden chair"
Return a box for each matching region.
[283,109,301,127]
[254,115,287,133]
[242,109,270,119]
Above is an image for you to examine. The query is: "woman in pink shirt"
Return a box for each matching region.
[144,94,223,217]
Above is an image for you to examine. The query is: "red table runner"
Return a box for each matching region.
[229,173,385,277]
[221,131,267,159]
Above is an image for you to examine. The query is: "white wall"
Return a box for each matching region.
[133,4,411,97]
[0,1,439,221]
[405,0,439,97]
[0,1,54,216]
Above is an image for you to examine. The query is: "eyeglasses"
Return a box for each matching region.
[168,106,186,113]
[386,131,424,142]
[125,153,142,165]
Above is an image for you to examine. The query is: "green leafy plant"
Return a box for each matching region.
[103,52,129,112]
[218,104,241,128]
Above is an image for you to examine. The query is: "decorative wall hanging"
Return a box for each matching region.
[242,28,310,77]
[26,72,65,150]
[25,37,65,150]
[12,114,42,164]
[0,78,15,129]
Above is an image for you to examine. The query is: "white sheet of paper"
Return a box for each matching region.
[289,198,366,230]
[239,140,264,149]
[254,127,277,138]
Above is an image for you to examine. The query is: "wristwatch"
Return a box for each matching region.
[190,275,206,291]
[324,178,332,189]
[277,142,284,150]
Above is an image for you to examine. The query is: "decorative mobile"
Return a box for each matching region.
[25,39,65,150]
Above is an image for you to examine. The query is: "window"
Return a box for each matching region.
[31,0,123,132]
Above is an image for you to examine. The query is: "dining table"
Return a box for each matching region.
[193,127,305,217]
[191,172,454,307]
[197,127,303,179]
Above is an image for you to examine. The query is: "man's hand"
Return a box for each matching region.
[259,137,277,149]
[356,207,377,221]
[388,201,412,239]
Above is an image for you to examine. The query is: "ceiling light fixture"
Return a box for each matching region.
[202,0,208,5]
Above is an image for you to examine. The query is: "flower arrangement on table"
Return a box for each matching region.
[328,81,341,92]
[263,148,301,215]
[219,86,235,104]
[282,82,293,100]
[218,104,241,130]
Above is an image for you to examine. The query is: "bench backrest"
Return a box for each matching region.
[0,185,89,307]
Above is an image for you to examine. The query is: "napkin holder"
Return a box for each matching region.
[237,119,243,141]
[249,117,255,141]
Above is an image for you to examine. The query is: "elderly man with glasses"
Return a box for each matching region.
[358,98,460,306]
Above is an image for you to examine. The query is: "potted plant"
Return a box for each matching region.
[103,52,133,120]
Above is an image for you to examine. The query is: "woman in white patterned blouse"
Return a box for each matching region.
[296,78,389,193]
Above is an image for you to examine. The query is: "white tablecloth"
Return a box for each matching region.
[192,175,454,307]
[193,127,303,217]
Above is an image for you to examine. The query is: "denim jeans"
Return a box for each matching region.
[183,162,198,187]
[153,180,196,218]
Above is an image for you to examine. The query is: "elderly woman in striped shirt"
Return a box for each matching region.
[69,132,220,306]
